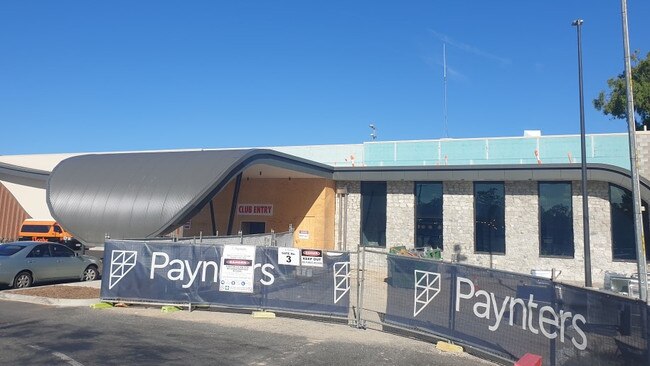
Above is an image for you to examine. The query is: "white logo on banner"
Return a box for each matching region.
[109,250,138,289]
[413,270,441,317]
[333,262,350,304]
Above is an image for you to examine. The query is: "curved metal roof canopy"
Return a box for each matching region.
[47,149,333,245]
[333,163,650,200]
[47,148,650,246]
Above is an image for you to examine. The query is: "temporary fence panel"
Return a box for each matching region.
[354,249,389,328]
[101,240,350,317]
[551,283,649,366]
[133,231,294,247]
[365,252,650,366]
[180,231,294,247]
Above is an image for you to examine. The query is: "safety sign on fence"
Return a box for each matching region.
[101,240,350,317]
[219,245,255,293]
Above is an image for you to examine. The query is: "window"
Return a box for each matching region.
[610,184,650,261]
[20,225,50,233]
[415,182,443,249]
[241,222,265,235]
[27,244,51,258]
[361,182,387,247]
[539,182,574,257]
[0,245,26,256]
[51,244,75,258]
[474,182,505,254]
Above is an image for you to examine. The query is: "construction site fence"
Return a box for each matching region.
[100,240,350,317]
[355,247,650,366]
[99,238,649,365]
[129,230,295,247]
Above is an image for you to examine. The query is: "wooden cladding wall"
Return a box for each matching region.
[0,182,29,241]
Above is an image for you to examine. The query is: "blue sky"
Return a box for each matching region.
[1,1,648,155]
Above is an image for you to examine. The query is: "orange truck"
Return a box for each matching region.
[17,219,83,250]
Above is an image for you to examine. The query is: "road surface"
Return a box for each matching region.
[0,300,496,366]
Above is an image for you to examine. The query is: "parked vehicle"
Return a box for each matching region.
[0,241,100,288]
[17,219,83,251]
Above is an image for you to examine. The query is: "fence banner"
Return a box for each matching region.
[384,254,649,366]
[100,240,350,316]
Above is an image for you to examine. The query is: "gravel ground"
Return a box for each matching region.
[7,285,100,299]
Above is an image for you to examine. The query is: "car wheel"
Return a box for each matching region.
[14,272,33,288]
[82,266,98,281]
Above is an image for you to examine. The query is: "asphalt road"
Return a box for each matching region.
[0,300,496,366]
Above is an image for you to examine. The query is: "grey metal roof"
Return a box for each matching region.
[47,149,333,244]
[0,161,49,188]
[47,149,649,245]
[333,163,650,201]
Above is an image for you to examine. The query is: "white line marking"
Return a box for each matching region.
[29,345,85,366]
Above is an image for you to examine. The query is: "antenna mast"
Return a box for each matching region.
[443,43,449,138]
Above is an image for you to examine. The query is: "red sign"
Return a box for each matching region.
[237,204,273,216]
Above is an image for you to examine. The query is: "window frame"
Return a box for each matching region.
[360,181,387,248]
[538,181,575,258]
[473,181,506,255]
[51,244,75,258]
[0,244,26,256]
[27,244,52,258]
[413,181,444,250]
[609,183,650,262]
[20,225,51,234]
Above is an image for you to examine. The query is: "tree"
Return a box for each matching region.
[593,51,650,131]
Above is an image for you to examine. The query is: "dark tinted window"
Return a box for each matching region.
[474,182,505,254]
[241,222,265,235]
[415,182,443,249]
[51,244,75,258]
[27,244,51,258]
[0,245,26,256]
[610,184,650,261]
[539,182,574,257]
[21,225,51,233]
[53,225,62,233]
[361,182,387,247]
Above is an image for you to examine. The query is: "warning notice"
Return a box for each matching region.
[301,249,323,267]
[219,245,256,293]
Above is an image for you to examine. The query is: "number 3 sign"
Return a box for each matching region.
[278,248,300,266]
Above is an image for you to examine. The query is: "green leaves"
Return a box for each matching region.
[593,51,650,130]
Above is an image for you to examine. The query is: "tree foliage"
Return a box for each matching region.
[593,51,650,130]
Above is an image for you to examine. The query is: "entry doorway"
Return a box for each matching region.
[241,222,266,235]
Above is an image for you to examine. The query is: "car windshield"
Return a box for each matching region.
[0,244,26,256]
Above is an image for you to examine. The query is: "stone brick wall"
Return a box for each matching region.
[386,181,414,249]
[335,181,361,252]
[336,179,644,287]
[442,180,640,286]
[441,181,474,264]
[637,131,650,182]
[498,181,539,270]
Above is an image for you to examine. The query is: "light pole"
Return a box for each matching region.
[572,19,592,288]
[620,0,647,302]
